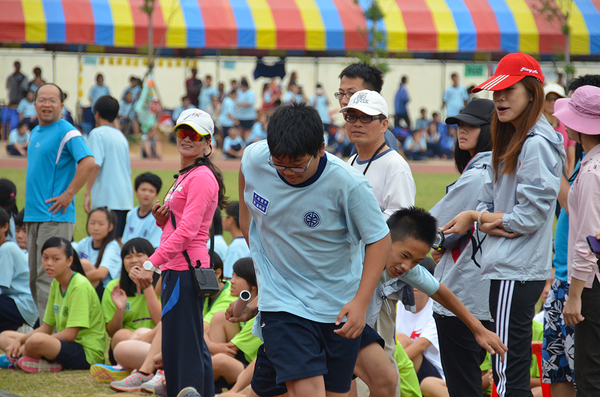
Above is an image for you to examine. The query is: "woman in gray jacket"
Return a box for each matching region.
[430,98,495,397]
[442,53,565,397]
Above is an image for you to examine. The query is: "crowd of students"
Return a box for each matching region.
[2,53,600,397]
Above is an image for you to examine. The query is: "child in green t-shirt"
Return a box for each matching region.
[101,238,161,353]
[0,237,105,372]
[209,257,261,387]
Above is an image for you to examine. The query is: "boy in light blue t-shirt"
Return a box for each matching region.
[121,173,163,248]
[85,95,134,242]
[239,103,391,397]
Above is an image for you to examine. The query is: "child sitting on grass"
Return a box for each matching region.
[0,237,105,372]
[101,238,161,361]
[74,207,121,298]
[0,208,37,334]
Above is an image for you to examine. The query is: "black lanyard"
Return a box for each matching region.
[351,142,388,176]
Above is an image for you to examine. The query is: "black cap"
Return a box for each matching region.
[445,98,495,126]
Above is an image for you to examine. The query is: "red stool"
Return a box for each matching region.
[491,341,551,397]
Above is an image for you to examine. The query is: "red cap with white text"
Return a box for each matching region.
[472,52,544,93]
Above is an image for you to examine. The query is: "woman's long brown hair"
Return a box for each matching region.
[491,76,544,181]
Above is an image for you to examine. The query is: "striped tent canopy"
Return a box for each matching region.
[1,0,600,56]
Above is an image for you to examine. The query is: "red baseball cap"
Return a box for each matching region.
[472,52,544,93]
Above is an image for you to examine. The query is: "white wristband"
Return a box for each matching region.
[477,210,488,225]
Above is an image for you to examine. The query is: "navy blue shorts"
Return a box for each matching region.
[417,356,442,383]
[113,210,128,238]
[251,311,362,396]
[359,324,384,349]
[0,295,27,332]
[53,340,90,370]
[239,119,255,130]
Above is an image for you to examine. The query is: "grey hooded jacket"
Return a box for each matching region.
[430,151,492,320]
[476,116,565,281]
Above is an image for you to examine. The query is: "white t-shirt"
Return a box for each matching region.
[348,148,415,219]
[396,298,445,380]
[121,206,163,248]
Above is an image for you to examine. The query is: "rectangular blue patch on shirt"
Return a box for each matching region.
[252,191,270,214]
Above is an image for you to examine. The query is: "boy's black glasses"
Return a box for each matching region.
[268,155,313,173]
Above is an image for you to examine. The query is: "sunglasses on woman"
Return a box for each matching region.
[175,127,208,142]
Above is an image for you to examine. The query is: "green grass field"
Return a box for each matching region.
[0,167,458,396]
[0,168,457,242]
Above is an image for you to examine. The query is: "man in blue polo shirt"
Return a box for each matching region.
[25,83,95,320]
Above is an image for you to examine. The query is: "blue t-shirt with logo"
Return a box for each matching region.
[241,141,389,323]
[24,119,92,223]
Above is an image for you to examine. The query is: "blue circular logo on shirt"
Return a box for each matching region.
[303,211,321,228]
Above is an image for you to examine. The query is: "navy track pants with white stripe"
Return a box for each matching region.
[490,279,545,397]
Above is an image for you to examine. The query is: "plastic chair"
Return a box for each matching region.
[491,341,551,397]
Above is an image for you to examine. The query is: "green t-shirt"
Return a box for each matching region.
[231,317,262,363]
[203,281,237,324]
[101,278,159,331]
[394,343,422,397]
[43,272,105,365]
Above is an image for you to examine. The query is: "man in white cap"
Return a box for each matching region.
[341,89,416,397]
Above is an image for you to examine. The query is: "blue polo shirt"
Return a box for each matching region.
[24,119,92,223]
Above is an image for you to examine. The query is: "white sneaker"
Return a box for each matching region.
[140,369,165,393]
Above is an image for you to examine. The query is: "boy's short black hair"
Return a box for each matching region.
[226,201,240,228]
[134,172,162,193]
[93,95,120,122]
[267,102,324,160]
[568,74,600,94]
[338,63,383,93]
[387,207,438,247]
[15,209,25,228]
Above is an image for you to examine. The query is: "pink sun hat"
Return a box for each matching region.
[472,52,544,93]
[553,85,600,136]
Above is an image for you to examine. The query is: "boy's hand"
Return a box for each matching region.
[334,299,367,339]
[473,327,508,363]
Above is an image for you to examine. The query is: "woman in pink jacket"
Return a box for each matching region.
[138,109,228,397]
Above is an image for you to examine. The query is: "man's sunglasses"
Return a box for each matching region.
[175,127,208,142]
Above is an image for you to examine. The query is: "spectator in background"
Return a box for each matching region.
[121,76,142,105]
[28,67,45,93]
[61,93,74,125]
[6,121,30,157]
[442,73,468,118]
[230,79,238,93]
[394,76,411,129]
[84,95,133,244]
[543,83,576,176]
[222,125,245,159]
[310,83,331,137]
[25,83,95,321]
[222,202,250,279]
[218,82,225,102]
[207,95,222,130]
[199,75,219,112]
[6,61,28,106]
[245,111,268,145]
[88,74,110,109]
[118,91,136,135]
[141,126,162,160]
[17,90,37,128]
[172,96,194,122]
[415,108,430,132]
[282,82,305,104]
[218,90,239,148]
[404,129,432,161]
[431,112,447,136]
[262,77,282,110]
[235,78,256,142]
[186,68,203,107]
